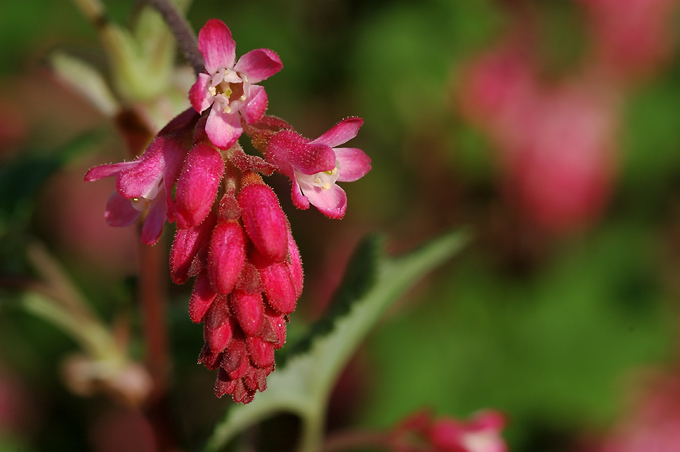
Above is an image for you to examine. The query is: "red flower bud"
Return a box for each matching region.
[174,143,225,229]
[208,220,246,295]
[246,336,275,369]
[221,339,249,380]
[205,296,233,354]
[238,183,288,263]
[170,212,216,284]
[230,290,265,337]
[188,270,217,323]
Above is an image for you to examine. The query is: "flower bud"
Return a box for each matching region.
[205,296,233,354]
[188,270,217,323]
[208,220,246,295]
[252,250,297,315]
[230,290,265,337]
[174,143,225,229]
[170,212,216,284]
[221,339,249,381]
[246,336,275,369]
[238,183,288,263]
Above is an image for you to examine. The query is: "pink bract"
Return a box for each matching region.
[266,117,371,219]
[189,19,282,150]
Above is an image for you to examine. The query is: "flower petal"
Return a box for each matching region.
[84,161,136,182]
[312,117,363,148]
[189,73,213,113]
[104,191,140,227]
[117,139,165,199]
[198,19,236,74]
[141,194,168,245]
[234,49,283,84]
[302,183,347,219]
[267,130,335,174]
[243,84,267,124]
[206,107,243,149]
[334,147,372,182]
[290,178,310,210]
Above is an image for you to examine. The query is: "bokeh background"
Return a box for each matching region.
[2,0,680,451]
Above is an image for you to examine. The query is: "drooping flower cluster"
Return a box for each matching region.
[85,18,371,403]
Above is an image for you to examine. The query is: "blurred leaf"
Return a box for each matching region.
[205,229,470,452]
[49,51,120,117]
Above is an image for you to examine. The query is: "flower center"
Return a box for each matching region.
[130,197,152,212]
[208,68,250,114]
[295,165,339,191]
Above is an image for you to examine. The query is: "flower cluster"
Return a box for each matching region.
[85,18,371,403]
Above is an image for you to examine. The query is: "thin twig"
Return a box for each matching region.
[143,0,204,75]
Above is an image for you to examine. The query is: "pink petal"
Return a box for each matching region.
[158,107,199,135]
[84,161,136,182]
[104,191,140,227]
[290,178,310,210]
[189,73,213,113]
[234,49,283,84]
[312,117,363,148]
[242,85,268,124]
[174,144,224,229]
[117,139,165,199]
[198,19,236,74]
[334,147,372,182]
[267,130,335,174]
[206,107,243,149]
[141,194,168,245]
[303,184,347,219]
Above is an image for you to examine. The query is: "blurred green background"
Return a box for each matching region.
[1,0,680,451]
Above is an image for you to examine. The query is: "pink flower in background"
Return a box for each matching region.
[391,410,507,452]
[266,117,371,219]
[576,0,680,80]
[189,19,282,149]
[596,371,680,452]
[458,43,619,234]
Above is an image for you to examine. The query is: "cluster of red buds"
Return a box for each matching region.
[85,19,371,403]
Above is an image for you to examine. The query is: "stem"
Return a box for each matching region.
[143,0,204,75]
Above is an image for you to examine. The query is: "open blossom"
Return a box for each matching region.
[189,19,282,150]
[266,117,372,219]
[84,134,188,245]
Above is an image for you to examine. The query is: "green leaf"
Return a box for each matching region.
[204,229,470,452]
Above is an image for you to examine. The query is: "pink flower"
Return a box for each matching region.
[84,135,187,245]
[266,117,372,219]
[189,19,283,149]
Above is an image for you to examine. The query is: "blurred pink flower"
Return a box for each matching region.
[577,0,680,80]
[189,19,282,149]
[597,371,680,452]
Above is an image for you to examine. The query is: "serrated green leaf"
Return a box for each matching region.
[204,229,470,452]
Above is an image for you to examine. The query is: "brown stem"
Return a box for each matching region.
[143,0,204,75]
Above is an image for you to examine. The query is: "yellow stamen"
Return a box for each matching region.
[208,86,217,96]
